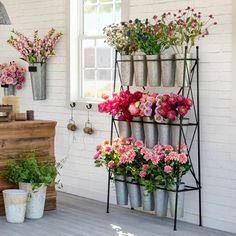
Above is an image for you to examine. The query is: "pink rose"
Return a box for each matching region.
[164,165,172,173]
[107,160,115,168]
[6,77,14,85]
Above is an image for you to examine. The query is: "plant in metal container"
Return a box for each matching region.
[3,152,60,219]
[7,28,62,100]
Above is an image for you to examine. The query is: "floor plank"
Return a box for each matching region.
[0,192,235,236]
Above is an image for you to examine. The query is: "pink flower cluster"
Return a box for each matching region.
[155,94,192,121]
[7,28,63,64]
[98,90,193,122]
[0,62,26,90]
[98,90,143,121]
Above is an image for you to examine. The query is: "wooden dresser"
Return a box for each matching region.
[0,120,57,215]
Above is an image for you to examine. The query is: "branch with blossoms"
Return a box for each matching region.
[7,28,63,64]
[0,61,26,90]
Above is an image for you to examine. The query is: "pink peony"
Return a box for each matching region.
[164,165,173,173]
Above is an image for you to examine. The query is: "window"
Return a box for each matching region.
[70,0,124,102]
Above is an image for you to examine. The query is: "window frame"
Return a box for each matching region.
[69,0,129,105]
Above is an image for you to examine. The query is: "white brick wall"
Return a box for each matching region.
[0,0,235,233]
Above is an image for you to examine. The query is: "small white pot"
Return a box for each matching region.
[19,183,47,219]
[3,189,28,223]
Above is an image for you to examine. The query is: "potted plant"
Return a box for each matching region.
[7,28,62,100]
[4,152,58,219]
[0,62,26,96]
[103,22,137,86]
[163,7,217,86]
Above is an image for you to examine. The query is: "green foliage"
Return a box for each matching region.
[4,152,58,190]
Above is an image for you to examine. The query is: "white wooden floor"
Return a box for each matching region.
[0,192,235,236]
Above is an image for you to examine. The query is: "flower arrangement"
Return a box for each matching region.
[157,6,217,53]
[155,94,193,121]
[0,62,26,90]
[7,28,63,64]
[103,22,137,55]
[98,90,143,121]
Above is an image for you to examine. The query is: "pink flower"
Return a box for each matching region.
[135,140,144,149]
[168,95,177,105]
[9,64,17,72]
[107,160,115,168]
[178,153,187,164]
[143,164,149,170]
[102,94,109,100]
[128,102,140,116]
[164,165,172,173]
[167,110,176,120]
[96,145,102,152]
[139,170,147,178]
[157,106,168,117]
[6,77,14,85]
[93,152,100,160]
[104,145,112,154]
[178,106,188,116]
[151,155,159,165]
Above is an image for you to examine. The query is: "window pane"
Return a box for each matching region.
[96,39,111,68]
[83,70,96,98]
[96,81,112,98]
[84,5,98,35]
[99,4,114,34]
[83,40,95,68]
[84,0,97,4]
[84,69,95,81]
[97,70,111,80]
[100,0,112,3]
[115,2,121,22]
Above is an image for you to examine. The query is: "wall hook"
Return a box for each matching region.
[86,103,92,110]
[70,102,76,108]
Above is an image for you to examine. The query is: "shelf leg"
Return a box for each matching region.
[106,169,111,213]
[173,184,179,231]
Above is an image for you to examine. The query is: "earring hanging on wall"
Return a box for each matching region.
[67,102,77,132]
[83,104,94,135]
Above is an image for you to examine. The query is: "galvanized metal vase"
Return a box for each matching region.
[140,186,154,211]
[3,85,15,96]
[131,117,145,142]
[126,176,142,208]
[29,63,46,100]
[154,188,168,217]
[157,123,171,145]
[118,121,131,139]
[169,182,185,218]
[175,53,192,87]
[160,52,175,87]
[143,116,158,148]
[171,118,189,146]
[120,55,134,86]
[114,175,128,206]
[146,55,161,87]
[133,55,147,87]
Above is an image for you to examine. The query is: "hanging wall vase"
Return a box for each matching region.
[126,176,142,208]
[2,85,15,96]
[157,123,171,145]
[131,117,145,142]
[140,186,154,211]
[146,55,161,87]
[29,63,46,100]
[175,53,192,87]
[171,118,189,146]
[160,52,175,87]
[154,188,168,217]
[133,55,147,87]
[120,55,134,86]
[114,175,128,206]
[169,182,185,218]
[118,121,131,139]
[143,116,158,148]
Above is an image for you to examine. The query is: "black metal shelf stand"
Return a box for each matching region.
[106,46,202,231]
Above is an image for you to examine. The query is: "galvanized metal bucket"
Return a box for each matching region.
[131,117,145,142]
[146,55,161,87]
[19,182,47,219]
[114,175,128,206]
[118,121,131,139]
[157,123,171,145]
[133,55,147,87]
[3,85,15,96]
[140,186,154,211]
[160,52,175,87]
[29,63,46,100]
[169,182,185,218]
[120,55,134,86]
[175,53,192,87]
[154,188,168,217]
[143,116,158,148]
[126,176,142,208]
[171,118,189,146]
[3,189,27,223]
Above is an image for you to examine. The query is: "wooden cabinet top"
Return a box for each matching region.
[0,120,57,139]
